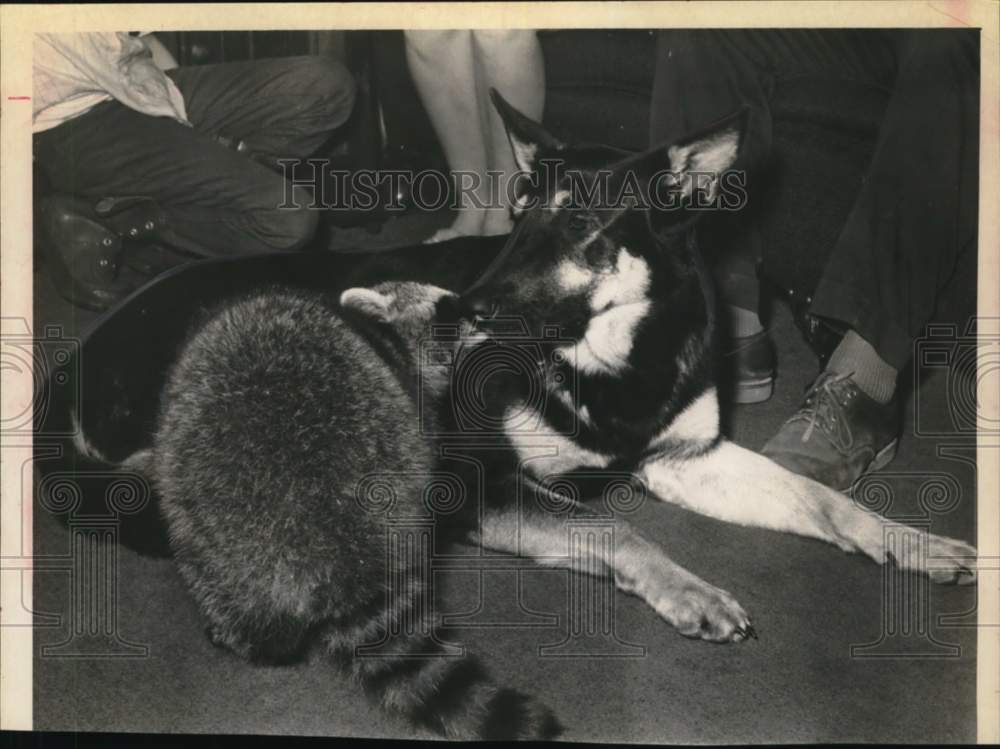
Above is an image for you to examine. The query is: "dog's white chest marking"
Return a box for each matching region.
[653,388,720,445]
[504,404,610,477]
[553,387,593,426]
[559,248,651,375]
[569,302,651,375]
[557,260,594,291]
[591,248,649,312]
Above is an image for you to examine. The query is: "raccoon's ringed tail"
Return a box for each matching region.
[328,625,562,740]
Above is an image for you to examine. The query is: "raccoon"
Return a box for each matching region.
[90,282,560,741]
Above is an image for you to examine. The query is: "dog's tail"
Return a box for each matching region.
[325,593,562,740]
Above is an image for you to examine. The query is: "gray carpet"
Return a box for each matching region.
[33,212,978,743]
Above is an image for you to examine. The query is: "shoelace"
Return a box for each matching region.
[800,371,857,448]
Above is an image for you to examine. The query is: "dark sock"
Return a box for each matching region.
[825,330,897,404]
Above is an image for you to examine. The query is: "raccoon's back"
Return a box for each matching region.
[148,289,562,739]
[153,290,433,613]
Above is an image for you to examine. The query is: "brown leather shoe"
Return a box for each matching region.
[761,371,900,491]
[722,329,777,404]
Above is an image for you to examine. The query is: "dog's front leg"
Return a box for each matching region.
[471,502,754,642]
[640,440,976,584]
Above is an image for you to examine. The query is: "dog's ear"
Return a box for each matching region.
[340,287,393,321]
[490,88,564,175]
[662,108,747,202]
[607,108,746,223]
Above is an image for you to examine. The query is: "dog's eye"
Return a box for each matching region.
[567,214,588,231]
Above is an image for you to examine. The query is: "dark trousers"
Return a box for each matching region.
[34,56,356,257]
[649,29,979,369]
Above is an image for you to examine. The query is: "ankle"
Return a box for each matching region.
[825,330,897,404]
[449,208,486,237]
[481,208,513,237]
[727,304,764,338]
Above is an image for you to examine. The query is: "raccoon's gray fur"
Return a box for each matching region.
[113,282,559,740]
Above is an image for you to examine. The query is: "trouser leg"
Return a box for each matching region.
[808,29,980,369]
[649,30,773,312]
[33,55,356,256]
[168,55,356,166]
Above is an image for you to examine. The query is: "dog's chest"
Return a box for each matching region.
[501,399,612,478]
[503,384,721,479]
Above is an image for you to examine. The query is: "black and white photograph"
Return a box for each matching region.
[1,2,998,744]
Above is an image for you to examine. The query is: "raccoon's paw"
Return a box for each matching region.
[479,689,563,741]
[650,581,754,643]
[205,624,230,650]
[203,624,256,660]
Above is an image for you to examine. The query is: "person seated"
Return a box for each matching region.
[404,30,544,243]
[33,32,356,309]
[648,29,979,490]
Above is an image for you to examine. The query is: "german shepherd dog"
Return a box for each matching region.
[449,91,977,645]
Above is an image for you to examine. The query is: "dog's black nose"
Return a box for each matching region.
[460,293,498,318]
[434,294,465,324]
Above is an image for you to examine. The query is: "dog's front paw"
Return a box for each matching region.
[816,487,977,586]
[649,580,754,643]
[864,522,977,585]
[912,533,977,585]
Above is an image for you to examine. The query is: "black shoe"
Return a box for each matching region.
[762,371,901,491]
[37,196,137,312]
[723,329,776,404]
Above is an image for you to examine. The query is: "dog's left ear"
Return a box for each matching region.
[490,88,565,175]
[340,287,393,321]
[662,108,747,202]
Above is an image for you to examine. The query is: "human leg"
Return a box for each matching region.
[33,98,319,258]
[167,55,356,168]
[649,29,775,401]
[404,30,492,241]
[763,29,980,487]
[472,29,545,236]
[808,29,979,372]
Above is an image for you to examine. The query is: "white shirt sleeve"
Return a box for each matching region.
[33,32,189,130]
